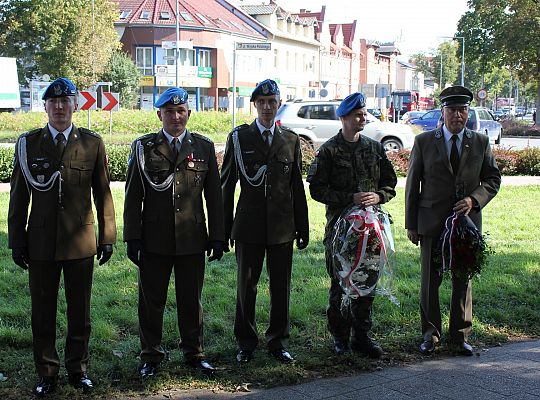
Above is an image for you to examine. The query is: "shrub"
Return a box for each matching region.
[106,144,131,181]
[492,147,519,175]
[515,147,540,175]
[501,119,540,137]
[386,150,410,177]
[300,139,315,175]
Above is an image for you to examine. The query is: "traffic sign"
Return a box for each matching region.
[162,40,193,50]
[320,89,328,98]
[236,42,271,50]
[477,88,487,100]
[78,91,97,110]
[102,92,119,111]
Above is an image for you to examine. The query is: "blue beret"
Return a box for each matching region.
[155,87,189,108]
[336,92,366,117]
[42,77,77,100]
[250,79,280,102]
[440,85,473,106]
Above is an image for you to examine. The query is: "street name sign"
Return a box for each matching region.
[236,42,271,50]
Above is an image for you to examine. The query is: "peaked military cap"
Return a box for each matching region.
[336,92,367,117]
[42,77,77,100]
[250,79,280,102]
[154,87,189,108]
[440,85,474,107]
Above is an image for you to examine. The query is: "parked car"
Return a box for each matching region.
[468,107,503,144]
[400,110,427,124]
[367,108,382,120]
[437,107,502,144]
[409,109,443,131]
[491,110,504,121]
[275,100,415,151]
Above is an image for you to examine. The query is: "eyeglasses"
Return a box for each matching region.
[444,106,469,114]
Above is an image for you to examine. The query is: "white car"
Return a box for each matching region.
[275,100,415,151]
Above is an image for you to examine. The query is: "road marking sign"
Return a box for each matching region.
[102,92,119,111]
[78,91,97,110]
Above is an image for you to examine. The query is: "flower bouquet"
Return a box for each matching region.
[331,205,398,316]
[437,212,491,280]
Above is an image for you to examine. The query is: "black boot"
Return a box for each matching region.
[351,333,383,359]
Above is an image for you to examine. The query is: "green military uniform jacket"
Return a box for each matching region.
[8,125,116,261]
[405,127,501,236]
[221,121,309,245]
[307,131,397,235]
[123,130,224,255]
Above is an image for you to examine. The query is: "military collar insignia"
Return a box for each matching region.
[434,129,443,139]
[465,130,473,138]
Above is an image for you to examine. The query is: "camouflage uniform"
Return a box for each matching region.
[307,131,397,347]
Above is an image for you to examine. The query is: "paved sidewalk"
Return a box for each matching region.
[118,339,540,399]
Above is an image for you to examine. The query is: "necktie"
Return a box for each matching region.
[450,135,460,174]
[172,137,180,157]
[56,133,66,157]
[262,130,271,148]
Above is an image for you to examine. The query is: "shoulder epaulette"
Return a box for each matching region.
[191,132,213,143]
[136,133,155,142]
[234,123,250,132]
[79,127,101,138]
[21,128,41,138]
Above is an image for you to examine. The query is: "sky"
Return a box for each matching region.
[272,0,470,58]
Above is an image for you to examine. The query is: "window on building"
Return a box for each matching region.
[179,49,195,66]
[196,13,210,24]
[136,47,153,75]
[198,49,211,67]
[140,11,151,20]
[165,49,175,66]
[160,11,170,20]
[119,10,131,19]
[180,11,193,21]
[274,49,278,68]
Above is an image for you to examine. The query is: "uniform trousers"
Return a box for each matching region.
[420,236,472,344]
[28,257,94,377]
[234,241,293,351]
[138,252,205,363]
[324,245,374,344]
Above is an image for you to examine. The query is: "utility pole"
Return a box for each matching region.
[175,0,180,87]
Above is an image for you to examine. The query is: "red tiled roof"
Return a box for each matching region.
[115,0,265,38]
[294,5,324,34]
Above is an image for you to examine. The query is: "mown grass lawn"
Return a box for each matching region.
[0,185,539,399]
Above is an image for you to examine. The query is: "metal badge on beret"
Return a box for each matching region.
[172,95,180,105]
[53,85,62,96]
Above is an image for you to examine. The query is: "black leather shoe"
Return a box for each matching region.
[139,362,159,379]
[187,358,216,374]
[334,340,351,355]
[419,340,435,355]
[269,348,295,363]
[456,342,474,356]
[351,336,383,359]
[68,372,94,393]
[33,376,57,397]
[236,349,253,363]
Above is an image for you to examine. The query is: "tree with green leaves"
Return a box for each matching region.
[432,41,460,89]
[100,51,141,109]
[0,0,120,89]
[457,0,540,123]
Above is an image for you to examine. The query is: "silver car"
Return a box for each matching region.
[275,100,415,151]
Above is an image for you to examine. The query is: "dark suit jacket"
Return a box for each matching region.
[221,121,309,245]
[8,125,116,261]
[405,127,501,237]
[123,130,224,255]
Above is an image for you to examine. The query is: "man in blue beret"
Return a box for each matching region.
[8,77,116,396]
[405,85,501,356]
[124,87,225,377]
[221,79,309,364]
[307,92,397,358]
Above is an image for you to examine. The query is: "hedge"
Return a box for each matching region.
[0,144,538,183]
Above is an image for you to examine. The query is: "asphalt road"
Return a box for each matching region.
[498,136,540,150]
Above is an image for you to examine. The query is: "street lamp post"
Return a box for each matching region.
[454,36,465,86]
